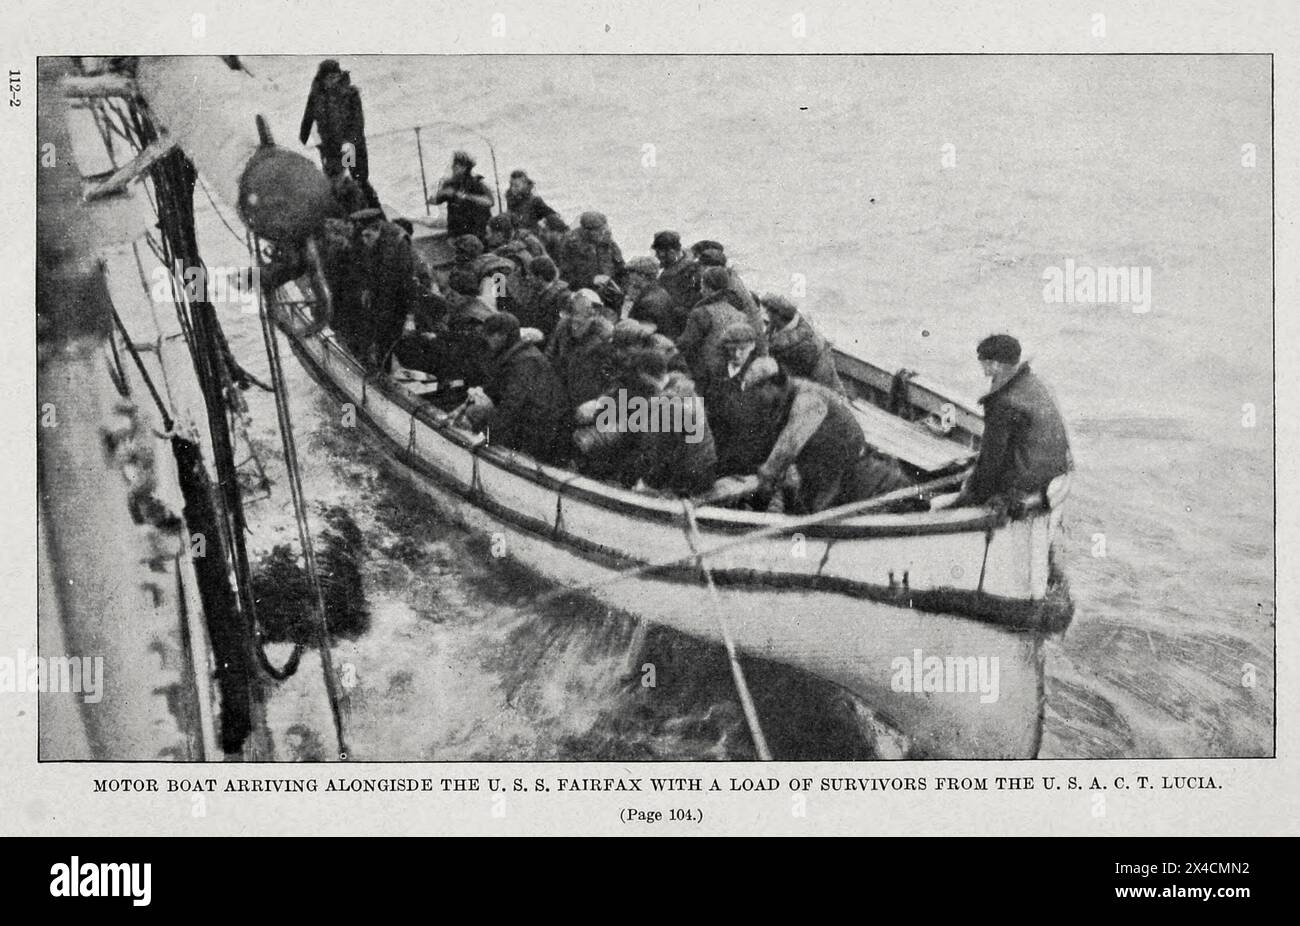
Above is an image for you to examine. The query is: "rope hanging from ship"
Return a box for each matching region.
[253,228,350,757]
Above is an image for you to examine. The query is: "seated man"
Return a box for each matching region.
[418,269,495,399]
[743,357,867,514]
[450,234,486,276]
[466,312,568,464]
[693,242,765,350]
[546,289,617,411]
[676,267,749,392]
[557,211,626,291]
[513,255,570,341]
[705,322,776,478]
[621,349,717,498]
[947,334,1073,509]
[652,230,700,321]
[624,256,680,336]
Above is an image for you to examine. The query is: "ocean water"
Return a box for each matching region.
[199,54,1272,759]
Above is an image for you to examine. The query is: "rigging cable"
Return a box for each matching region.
[107,303,174,433]
[136,117,273,750]
[197,172,255,249]
[254,235,350,758]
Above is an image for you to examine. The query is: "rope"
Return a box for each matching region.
[256,239,350,759]
[105,327,131,399]
[108,304,175,433]
[976,524,994,594]
[197,173,251,248]
[681,500,773,760]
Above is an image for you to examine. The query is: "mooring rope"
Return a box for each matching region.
[681,500,773,761]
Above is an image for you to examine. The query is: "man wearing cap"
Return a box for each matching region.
[652,231,700,318]
[624,256,681,336]
[467,312,568,464]
[444,268,496,329]
[505,170,567,236]
[693,243,764,346]
[351,207,416,370]
[514,256,570,341]
[546,289,617,411]
[450,234,486,274]
[675,266,749,391]
[744,359,869,514]
[705,322,775,478]
[557,211,626,291]
[622,350,718,498]
[299,59,379,208]
[950,334,1072,508]
[431,151,495,241]
[762,294,844,394]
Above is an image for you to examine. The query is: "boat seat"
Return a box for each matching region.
[848,398,977,473]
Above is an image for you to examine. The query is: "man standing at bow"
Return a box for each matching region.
[948,334,1072,509]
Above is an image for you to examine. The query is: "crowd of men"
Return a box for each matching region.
[291,60,1072,515]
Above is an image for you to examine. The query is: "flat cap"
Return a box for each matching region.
[626,256,660,277]
[976,333,1022,364]
[720,321,758,345]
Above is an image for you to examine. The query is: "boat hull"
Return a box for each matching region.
[413,470,1044,759]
